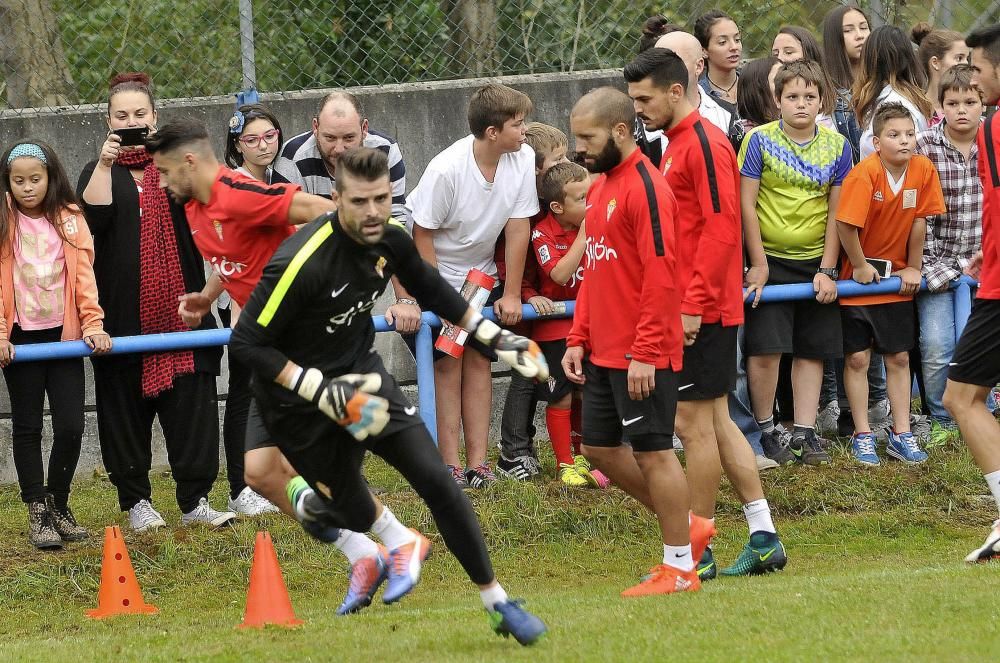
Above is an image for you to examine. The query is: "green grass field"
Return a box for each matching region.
[0,438,998,662]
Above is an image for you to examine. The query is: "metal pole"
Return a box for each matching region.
[238,0,258,90]
[415,323,438,443]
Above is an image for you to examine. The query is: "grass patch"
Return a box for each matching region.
[0,442,997,661]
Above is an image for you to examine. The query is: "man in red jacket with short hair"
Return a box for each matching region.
[562,86,712,597]
[624,47,788,580]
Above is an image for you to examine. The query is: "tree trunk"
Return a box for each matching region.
[0,0,76,108]
[441,0,498,78]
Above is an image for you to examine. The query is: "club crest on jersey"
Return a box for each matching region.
[661,157,673,174]
[213,219,224,239]
[374,256,387,277]
[606,198,617,221]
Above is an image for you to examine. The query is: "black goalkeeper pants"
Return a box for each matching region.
[260,380,495,586]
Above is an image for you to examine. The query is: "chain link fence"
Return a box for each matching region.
[0,0,995,113]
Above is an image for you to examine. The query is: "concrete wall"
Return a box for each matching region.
[0,69,621,481]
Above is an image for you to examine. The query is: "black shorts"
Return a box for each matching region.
[677,323,738,401]
[582,361,677,452]
[244,397,276,452]
[404,285,501,362]
[841,301,915,355]
[255,351,424,455]
[537,339,575,402]
[743,255,843,359]
[949,298,1000,387]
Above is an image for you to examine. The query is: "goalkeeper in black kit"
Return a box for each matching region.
[229,147,547,645]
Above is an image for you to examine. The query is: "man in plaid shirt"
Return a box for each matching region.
[916,64,985,435]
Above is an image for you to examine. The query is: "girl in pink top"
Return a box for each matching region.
[0,141,111,550]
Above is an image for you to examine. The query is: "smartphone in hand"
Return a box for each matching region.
[114,126,149,147]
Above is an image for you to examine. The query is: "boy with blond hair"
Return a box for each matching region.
[496,121,573,480]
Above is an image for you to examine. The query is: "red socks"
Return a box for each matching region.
[570,401,583,455]
[546,406,573,466]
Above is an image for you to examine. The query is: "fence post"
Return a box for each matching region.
[238,0,258,90]
[415,322,438,444]
[953,281,973,341]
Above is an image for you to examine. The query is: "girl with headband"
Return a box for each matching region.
[0,140,111,549]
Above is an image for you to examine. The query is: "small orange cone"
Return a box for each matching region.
[239,531,303,629]
[86,525,158,618]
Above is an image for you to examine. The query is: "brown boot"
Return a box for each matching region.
[46,494,88,542]
[27,500,62,549]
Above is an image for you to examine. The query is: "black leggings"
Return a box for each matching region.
[222,351,251,497]
[275,410,495,586]
[2,326,85,506]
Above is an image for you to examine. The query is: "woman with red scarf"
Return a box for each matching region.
[77,73,234,531]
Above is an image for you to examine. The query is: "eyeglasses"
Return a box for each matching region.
[238,129,280,148]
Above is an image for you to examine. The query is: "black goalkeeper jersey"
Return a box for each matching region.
[230,212,469,404]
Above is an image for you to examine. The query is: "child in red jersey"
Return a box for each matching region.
[532,162,608,488]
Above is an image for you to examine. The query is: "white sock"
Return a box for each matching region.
[332,530,380,565]
[479,583,509,610]
[743,499,777,534]
[663,543,693,571]
[369,506,415,551]
[985,470,1000,517]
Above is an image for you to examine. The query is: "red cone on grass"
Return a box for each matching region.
[86,525,159,618]
[239,530,303,629]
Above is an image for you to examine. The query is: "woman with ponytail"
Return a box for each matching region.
[77,72,236,530]
[912,22,969,125]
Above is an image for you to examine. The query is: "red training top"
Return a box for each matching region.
[661,110,744,326]
[184,167,297,307]
[977,111,1000,299]
[531,212,584,341]
[567,148,683,370]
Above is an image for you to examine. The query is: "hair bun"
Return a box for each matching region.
[109,72,151,89]
[642,15,668,38]
[911,22,933,46]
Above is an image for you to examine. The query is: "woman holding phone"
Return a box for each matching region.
[77,72,238,530]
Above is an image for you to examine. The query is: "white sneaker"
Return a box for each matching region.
[756,454,779,471]
[129,499,167,532]
[228,487,280,516]
[673,434,684,452]
[965,519,1000,563]
[181,497,237,528]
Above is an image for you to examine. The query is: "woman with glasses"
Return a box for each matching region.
[224,104,288,184]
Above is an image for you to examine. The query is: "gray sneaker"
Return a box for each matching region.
[910,414,932,445]
[46,495,88,542]
[181,497,237,528]
[27,500,62,549]
[129,499,167,532]
[868,399,891,431]
[228,487,280,516]
[755,454,779,471]
[816,401,840,437]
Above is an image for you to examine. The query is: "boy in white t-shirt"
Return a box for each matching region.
[408,84,539,487]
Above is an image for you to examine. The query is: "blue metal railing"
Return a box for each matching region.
[7,276,976,442]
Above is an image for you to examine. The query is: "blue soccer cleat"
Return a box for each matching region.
[337,547,389,615]
[382,529,432,604]
[488,599,547,646]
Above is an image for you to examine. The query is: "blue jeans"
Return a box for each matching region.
[729,326,764,455]
[917,290,957,425]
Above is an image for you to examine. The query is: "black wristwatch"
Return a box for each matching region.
[817,267,839,279]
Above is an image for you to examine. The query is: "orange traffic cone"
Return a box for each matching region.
[86,525,158,618]
[239,531,303,629]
